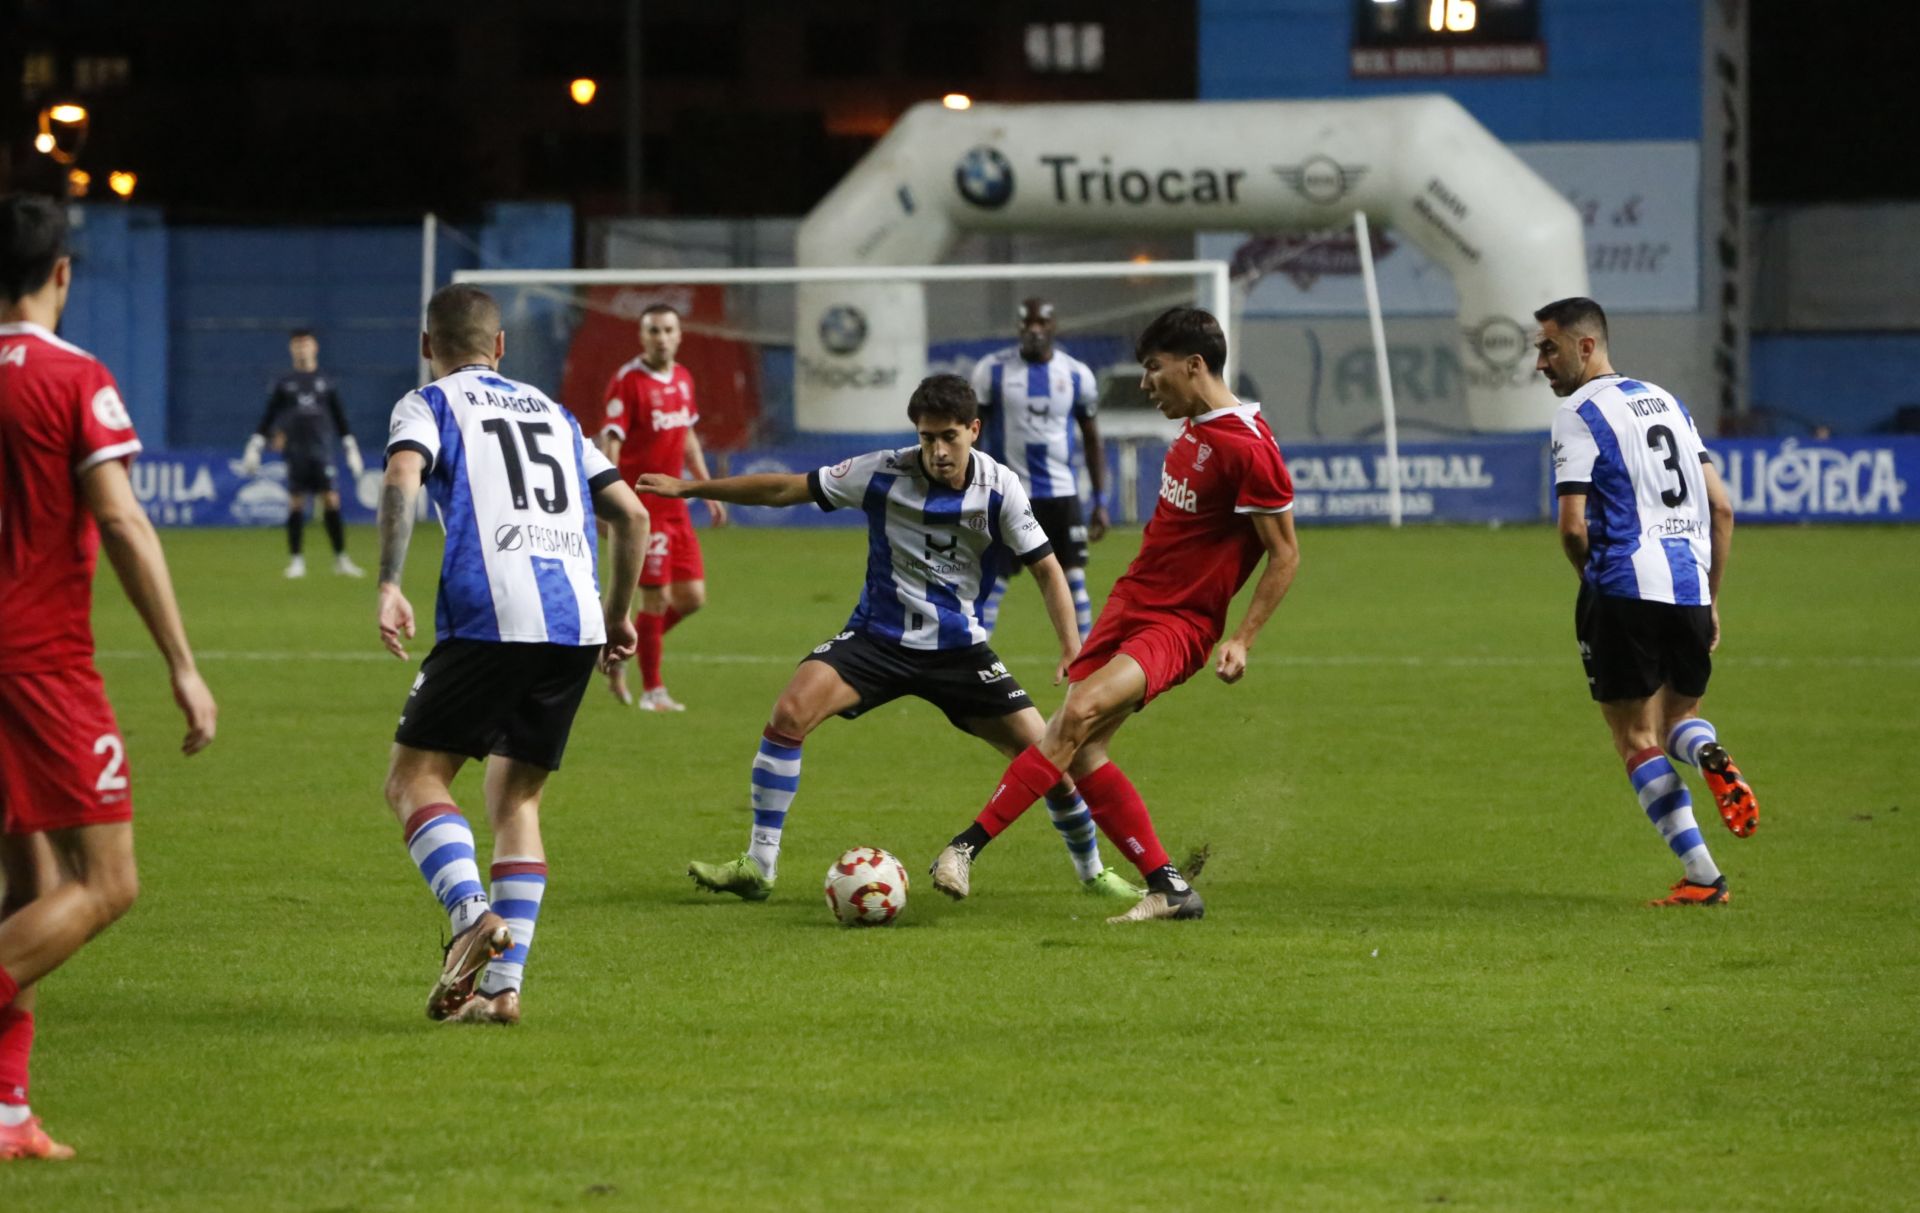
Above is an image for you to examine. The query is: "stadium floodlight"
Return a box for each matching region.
[570,78,598,106]
[108,171,136,198]
[33,133,55,154]
[48,103,88,124]
[942,94,972,110]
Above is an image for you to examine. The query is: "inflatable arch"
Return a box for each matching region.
[795,96,1586,433]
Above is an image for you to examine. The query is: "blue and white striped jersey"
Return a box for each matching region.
[970,347,1098,500]
[386,366,622,645]
[807,447,1053,651]
[1551,374,1714,606]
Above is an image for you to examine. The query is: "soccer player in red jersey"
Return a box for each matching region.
[930,307,1301,922]
[0,194,218,1160]
[597,303,724,711]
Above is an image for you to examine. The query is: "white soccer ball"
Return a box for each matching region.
[823,847,909,927]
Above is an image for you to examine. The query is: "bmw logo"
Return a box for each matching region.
[819,305,869,357]
[954,146,1015,209]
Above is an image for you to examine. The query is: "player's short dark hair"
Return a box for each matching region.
[289,327,315,341]
[1534,296,1609,343]
[906,374,979,427]
[638,302,680,323]
[427,284,502,360]
[1135,306,1227,376]
[0,193,69,304]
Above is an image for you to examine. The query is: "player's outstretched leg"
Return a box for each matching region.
[1627,748,1729,906]
[1667,717,1758,838]
[1072,762,1204,923]
[1064,567,1093,640]
[689,726,799,901]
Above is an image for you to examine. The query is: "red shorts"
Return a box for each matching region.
[641,512,705,588]
[1066,598,1215,708]
[0,666,134,835]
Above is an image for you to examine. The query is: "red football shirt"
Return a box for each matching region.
[1108,402,1294,638]
[601,357,697,523]
[0,322,144,674]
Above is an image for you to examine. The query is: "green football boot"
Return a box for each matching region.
[1082,867,1146,900]
[687,853,774,902]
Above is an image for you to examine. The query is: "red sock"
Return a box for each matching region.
[661,606,685,635]
[0,1007,31,1105]
[975,746,1062,838]
[0,964,19,1011]
[1076,762,1170,876]
[637,612,665,690]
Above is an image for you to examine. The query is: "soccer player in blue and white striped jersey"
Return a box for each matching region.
[375,285,652,1023]
[971,299,1109,638]
[641,374,1141,903]
[1540,296,1760,907]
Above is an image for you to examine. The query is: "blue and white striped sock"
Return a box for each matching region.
[1667,717,1718,768]
[478,857,546,997]
[980,573,1010,634]
[1044,788,1104,882]
[1065,567,1093,640]
[403,805,489,935]
[748,727,803,881]
[1629,749,1720,884]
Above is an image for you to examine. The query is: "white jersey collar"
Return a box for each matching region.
[1191,398,1261,425]
[0,320,91,358]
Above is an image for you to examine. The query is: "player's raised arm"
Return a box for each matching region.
[375,448,426,659]
[1215,508,1300,684]
[81,459,218,754]
[636,471,811,507]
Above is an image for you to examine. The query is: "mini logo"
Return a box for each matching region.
[1195,442,1214,470]
[925,532,958,558]
[955,146,1015,209]
[1463,316,1530,370]
[494,524,524,552]
[812,630,854,654]
[828,458,854,479]
[1550,439,1566,469]
[976,660,1010,683]
[818,305,868,357]
[964,512,989,532]
[1273,156,1368,205]
[607,399,625,419]
[651,405,695,431]
[92,385,132,430]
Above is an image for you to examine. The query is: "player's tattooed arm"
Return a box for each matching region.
[1217,509,1301,684]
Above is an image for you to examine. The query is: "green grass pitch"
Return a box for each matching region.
[4,522,1917,1210]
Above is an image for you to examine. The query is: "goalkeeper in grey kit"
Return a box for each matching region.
[239,328,366,578]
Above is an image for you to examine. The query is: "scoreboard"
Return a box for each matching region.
[1351,0,1544,78]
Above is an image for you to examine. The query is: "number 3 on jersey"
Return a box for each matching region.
[1646,424,1688,507]
[480,418,569,514]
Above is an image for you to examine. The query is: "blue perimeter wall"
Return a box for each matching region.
[58,203,572,451]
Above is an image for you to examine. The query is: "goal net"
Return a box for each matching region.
[449,262,1232,459]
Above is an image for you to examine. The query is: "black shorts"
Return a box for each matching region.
[1576,582,1714,703]
[286,453,337,495]
[395,639,600,770]
[802,630,1034,729]
[1030,495,1089,569]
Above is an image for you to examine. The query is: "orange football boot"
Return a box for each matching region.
[0,1115,76,1161]
[1699,743,1759,837]
[1650,877,1730,907]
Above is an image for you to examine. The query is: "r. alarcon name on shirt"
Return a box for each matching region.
[463,389,553,415]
